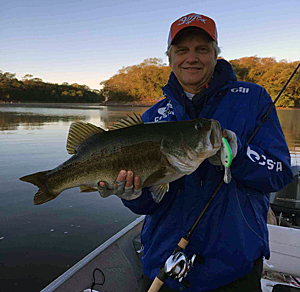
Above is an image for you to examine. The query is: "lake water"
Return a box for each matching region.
[0,104,300,292]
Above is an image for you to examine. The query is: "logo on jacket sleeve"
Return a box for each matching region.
[246,146,282,172]
[154,101,174,122]
[231,87,250,94]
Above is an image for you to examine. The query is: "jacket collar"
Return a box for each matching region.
[162,59,237,119]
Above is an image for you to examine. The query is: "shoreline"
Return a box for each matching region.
[0,102,298,110]
[0,102,153,109]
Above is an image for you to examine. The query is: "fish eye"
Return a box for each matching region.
[195,122,203,130]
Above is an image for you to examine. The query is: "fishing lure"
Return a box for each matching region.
[220,137,232,183]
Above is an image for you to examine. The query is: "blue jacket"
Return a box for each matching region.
[122,60,293,291]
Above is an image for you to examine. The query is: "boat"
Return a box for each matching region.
[41,165,300,292]
[41,216,145,292]
[270,163,300,227]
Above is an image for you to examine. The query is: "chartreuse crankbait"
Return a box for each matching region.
[220,137,232,183]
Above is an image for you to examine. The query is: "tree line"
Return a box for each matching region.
[101,57,300,108]
[230,57,299,107]
[1,56,299,107]
[0,72,103,103]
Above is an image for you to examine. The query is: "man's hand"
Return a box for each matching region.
[97,170,142,200]
[208,129,238,166]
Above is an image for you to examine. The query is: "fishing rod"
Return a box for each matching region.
[148,61,300,292]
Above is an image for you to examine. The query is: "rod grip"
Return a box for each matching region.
[147,276,164,292]
[178,236,189,250]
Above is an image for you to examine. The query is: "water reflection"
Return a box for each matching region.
[1,106,299,152]
[0,111,88,131]
[98,109,145,129]
[278,109,300,157]
[0,105,146,132]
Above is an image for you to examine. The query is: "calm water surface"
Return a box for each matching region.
[0,104,146,292]
[0,104,299,292]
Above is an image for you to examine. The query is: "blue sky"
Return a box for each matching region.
[1,0,299,89]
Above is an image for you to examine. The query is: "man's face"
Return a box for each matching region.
[169,34,217,94]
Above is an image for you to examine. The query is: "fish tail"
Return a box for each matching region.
[19,171,59,205]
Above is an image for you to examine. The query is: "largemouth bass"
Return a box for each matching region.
[20,114,222,205]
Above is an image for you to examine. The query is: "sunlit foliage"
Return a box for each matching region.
[229,56,299,107]
[100,58,171,105]
[100,56,299,107]
[1,56,299,107]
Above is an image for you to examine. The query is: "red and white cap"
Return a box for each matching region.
[167,13,218,48]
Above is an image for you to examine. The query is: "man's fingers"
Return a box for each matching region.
[117,170,127,181]
[99,169,141,191]
[99,170,126,188]
[134,176,141,190]
[125,171,134,188]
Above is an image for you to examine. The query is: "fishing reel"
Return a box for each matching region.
[163,252,196,283]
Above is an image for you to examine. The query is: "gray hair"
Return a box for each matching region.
[166,41,221,59]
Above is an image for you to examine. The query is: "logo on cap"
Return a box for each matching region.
[178,14,207,26]
[167,13,217,48]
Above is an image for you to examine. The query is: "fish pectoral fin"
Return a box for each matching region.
[66,121,105,155]
[109,113,143,130]
[79,185,98,193]
[142,167,168,187]
[149,184,169,203]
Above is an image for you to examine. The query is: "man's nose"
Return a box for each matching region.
[186,51,198,62]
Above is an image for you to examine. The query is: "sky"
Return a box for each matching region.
[1,0,299,90]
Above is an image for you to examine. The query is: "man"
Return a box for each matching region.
[99,13,293,291]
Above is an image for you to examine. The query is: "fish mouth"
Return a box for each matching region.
[210,120,222,149]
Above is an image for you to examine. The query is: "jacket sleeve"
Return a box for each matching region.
[231,88,293,193]
[121,187,161,215]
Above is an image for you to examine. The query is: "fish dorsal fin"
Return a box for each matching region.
[66,121,105,154]
[109,113,143,130]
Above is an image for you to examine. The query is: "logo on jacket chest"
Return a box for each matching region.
[155,101,175,122]
[231,87,250,94]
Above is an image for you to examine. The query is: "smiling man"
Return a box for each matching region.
[168,28,217,94]
[98,13,293,292]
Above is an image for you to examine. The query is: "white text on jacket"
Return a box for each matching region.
[247,146,283,172]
